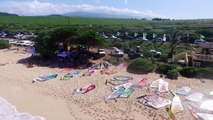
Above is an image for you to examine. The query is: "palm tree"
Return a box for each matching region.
[167,29,183,58]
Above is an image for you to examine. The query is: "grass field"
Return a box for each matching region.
[0,16,213,40]
[0,16,150,25]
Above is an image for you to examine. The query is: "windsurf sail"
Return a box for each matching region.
[138,95,171,109]
[72,85,96,95]
[113,76,133,81]
[150,79,168,92]
[171,95,183,113]
[65,71,80,77]
[119,88,133,98]
[108,80,129,86]
[35,74,58,82]
[175,86,191,96]
[105,87,125,103]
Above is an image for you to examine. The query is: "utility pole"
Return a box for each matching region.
[67,17,70,26]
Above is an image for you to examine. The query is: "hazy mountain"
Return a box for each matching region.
[47,14,63,17]
[63,12,136,18]
[0,12,19,16]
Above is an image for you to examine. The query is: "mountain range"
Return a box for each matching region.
[0,12,19,16]
[63,12,137,18]
[0,11,147,19]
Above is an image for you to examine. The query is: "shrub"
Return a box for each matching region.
[158,54,168,62]
[180,67,213,79]
[156,63,181,75]
[179,67,200,78]
[127,58,155,74]
[198,67,213,79]
[0,40,10,49]
[142,50,152,58]
[167,69,179,79]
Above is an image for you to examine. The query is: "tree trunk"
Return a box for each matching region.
[168,45,174,58]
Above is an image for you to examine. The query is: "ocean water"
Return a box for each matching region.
[0,97,46,120]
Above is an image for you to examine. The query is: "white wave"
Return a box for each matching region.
[0,97,46,120]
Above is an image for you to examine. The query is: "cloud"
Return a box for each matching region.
[0,0,167,18]
[124,0,128,4]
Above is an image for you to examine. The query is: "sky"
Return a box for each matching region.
[0,0,212,19]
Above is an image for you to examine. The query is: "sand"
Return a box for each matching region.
[0,46,213,120]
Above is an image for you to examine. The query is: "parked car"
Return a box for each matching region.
[97,48,105,57]
[111,47,124,57]
[123,48,133,54]
[15,41,24,46]
[150,50,161,58]
[9,40,18,44]
[15,40,34,46]
[29,42,35,47]
[194,39,208,45]
[128,51,144,59]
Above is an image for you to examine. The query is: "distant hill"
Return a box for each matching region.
[47,14,63,17]
[63,12,137,18]
[0,12,19,16]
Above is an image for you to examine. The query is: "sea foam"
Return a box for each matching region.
[0,97,46,120]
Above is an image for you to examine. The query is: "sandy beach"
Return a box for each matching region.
[0,47,213,120]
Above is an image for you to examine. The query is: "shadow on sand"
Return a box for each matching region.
[16,56,93,69]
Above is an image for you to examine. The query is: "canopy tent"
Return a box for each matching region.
[28,48,37,55]
[57,51,69,58]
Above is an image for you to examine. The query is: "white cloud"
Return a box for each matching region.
[0,0,167,18]
[124,0,128,4]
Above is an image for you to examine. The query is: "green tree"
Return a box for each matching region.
[34,28,104,57]
[51,27,79,44]
[0,40,10,49]
[77,30,104,49]
[167,29,183,58]
[35,31,57,57]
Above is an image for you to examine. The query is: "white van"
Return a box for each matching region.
[194,39,207,45]
[111,47,124,57]
[15,40,34,46]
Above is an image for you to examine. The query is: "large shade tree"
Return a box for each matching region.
[35,27,103,57]
[77,30,103,49]
[35,31,57,57]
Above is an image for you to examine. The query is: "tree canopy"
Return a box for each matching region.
[34,27,104,57]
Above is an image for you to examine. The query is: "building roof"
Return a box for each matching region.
[198,42,213,49]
